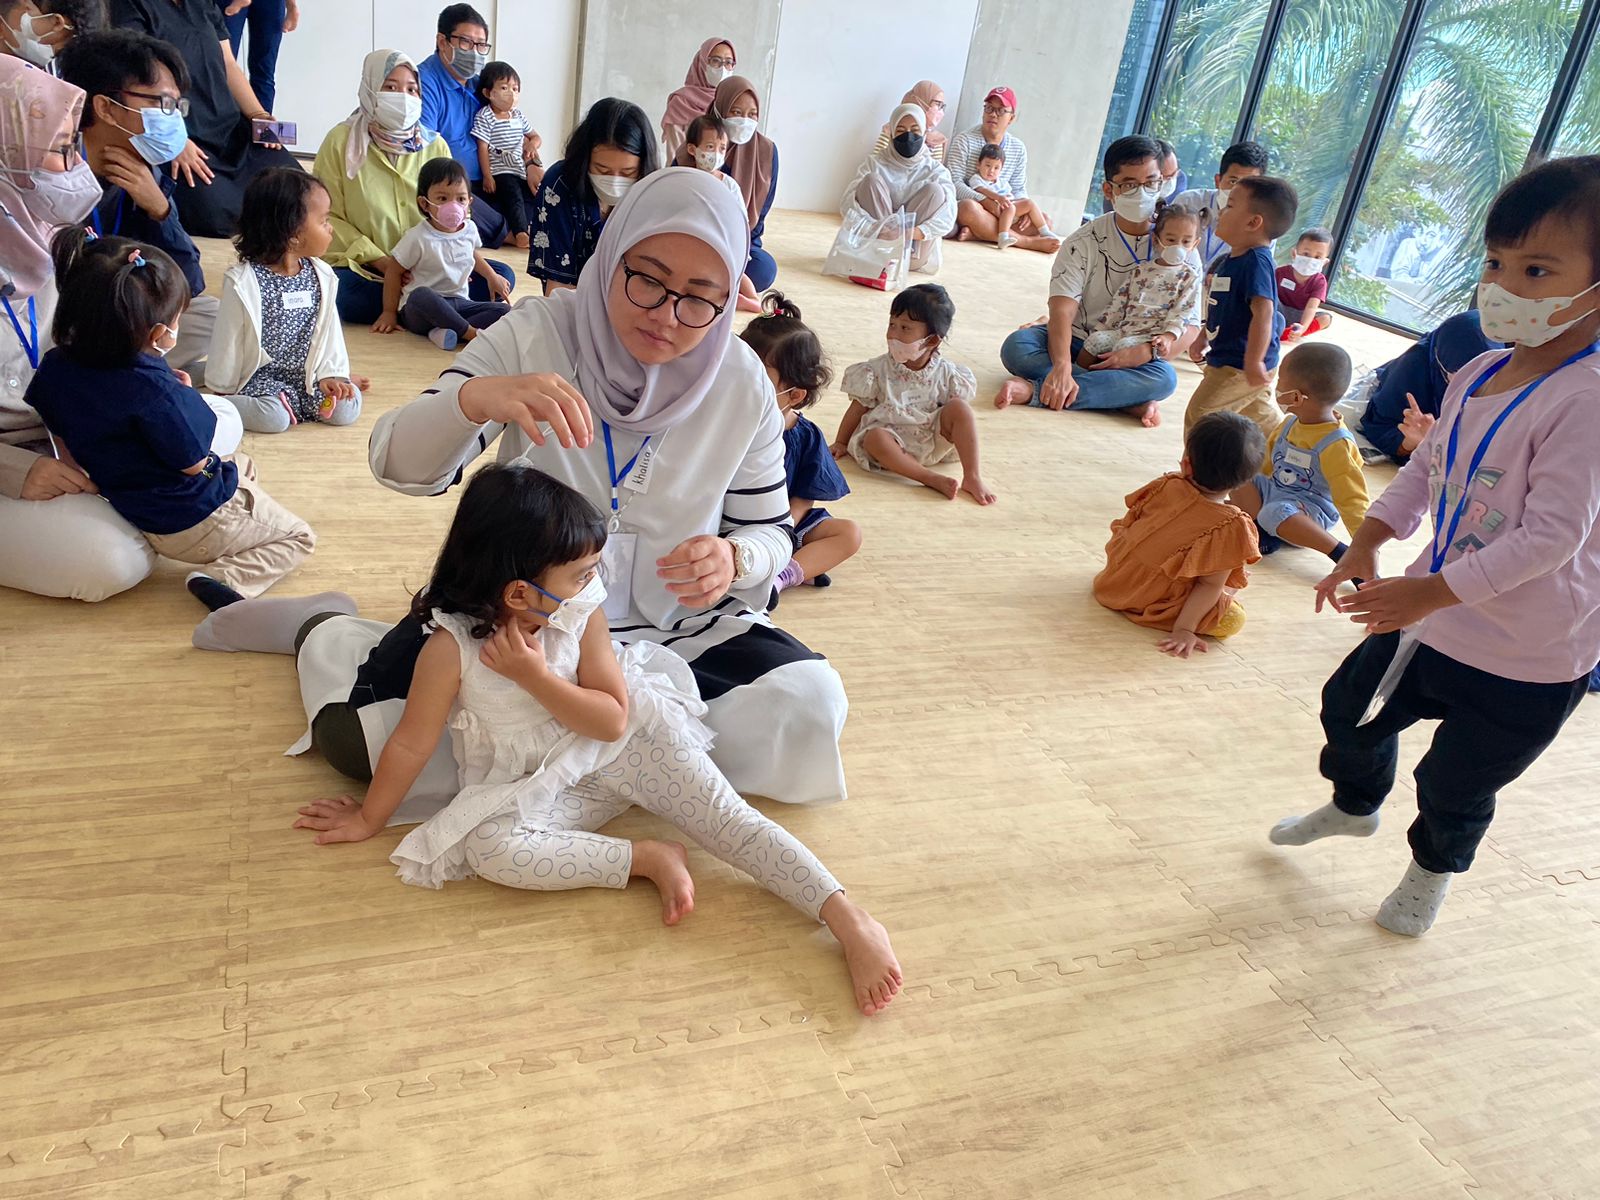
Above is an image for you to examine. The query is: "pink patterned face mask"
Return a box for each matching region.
[887,336,930,364]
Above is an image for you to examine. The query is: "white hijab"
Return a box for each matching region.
[546,167,751,437]
[872,103,943,193]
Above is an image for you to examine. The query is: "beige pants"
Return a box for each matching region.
[1184,364,1282,439]
[143,453,314,597]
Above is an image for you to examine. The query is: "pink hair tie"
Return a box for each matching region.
[127,249,145,267]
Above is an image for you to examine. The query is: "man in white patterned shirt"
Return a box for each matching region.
[946,86,1060,253]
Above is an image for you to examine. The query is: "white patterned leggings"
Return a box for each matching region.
[461,730,842,921]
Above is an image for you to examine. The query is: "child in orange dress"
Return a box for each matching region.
[1093,411,1266,658]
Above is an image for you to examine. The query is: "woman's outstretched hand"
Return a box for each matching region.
[658,535,735,608]
[293,794,378,845]
[458,373,595,449]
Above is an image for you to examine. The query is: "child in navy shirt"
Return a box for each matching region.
[25,232,314,616]
[1185,175,1298,440]
[738,294,861,597]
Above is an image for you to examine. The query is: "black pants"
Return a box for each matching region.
[1321,632,1588,874]
[296,613,372,782]
[479,174,536,236]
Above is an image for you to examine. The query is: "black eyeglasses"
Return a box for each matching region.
[119,90,191,117]
[448,33,492,53]
[621,264,724,329]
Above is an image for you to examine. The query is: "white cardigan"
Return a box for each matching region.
[205,258,351,396]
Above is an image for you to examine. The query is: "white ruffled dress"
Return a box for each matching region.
[390,610,713,889]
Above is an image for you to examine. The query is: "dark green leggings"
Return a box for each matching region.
[295,612,373,783]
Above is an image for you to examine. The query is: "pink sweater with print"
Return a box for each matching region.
[1367,348,1600,684]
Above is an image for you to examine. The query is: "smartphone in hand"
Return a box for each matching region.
[252,118,297,146]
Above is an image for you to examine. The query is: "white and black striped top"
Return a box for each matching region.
[470,105,534,178]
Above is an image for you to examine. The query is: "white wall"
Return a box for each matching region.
[765,0,981,213]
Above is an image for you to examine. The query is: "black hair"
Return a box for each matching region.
[1233,175,1299,240]
[411,462,608,639]
[234,169,328,265]
[738,292,832,410]
[474,60,519,107]
[418,155,468,199]
[1104,134,1161,181]
[39,0,107,34]
[562,97,659,210]
[1153,203,1201,239]
[1279,341,1352,408]
[1185,412,1266,493]
[436,3,488,37]
[57,28,190,129]
[48,229,189,370]
[1297,226,1333,247]
[1154,136,1177,162]
[1219,140,1269,175]
[977,143,1005,165]
[1485,155,1600,279]
[686,112,727,146]
[890,283,956,339]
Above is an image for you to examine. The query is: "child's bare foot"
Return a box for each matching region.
[992,378,1031,409]
[960,474,997,505]
[822,894,902,1016]
[927,474,960,500]
[514,232,531,250]
[1132,400,1161,428]
[632,839,696,925]
[736,293,763,313]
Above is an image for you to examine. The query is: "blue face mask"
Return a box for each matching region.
[114,100,189,167]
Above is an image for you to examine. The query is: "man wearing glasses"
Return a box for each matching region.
[418,2,509,248]
[946,86,1060,254]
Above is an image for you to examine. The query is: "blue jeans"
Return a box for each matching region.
[218,0,285,113]
[334,262,516,325]
[999,325,1177,411]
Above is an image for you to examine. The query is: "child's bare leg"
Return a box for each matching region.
[1274,511,1341,556]
[1231,480,1263,518]
[938,399,996,505]
[862,428,959,499]
[793,517,862,581]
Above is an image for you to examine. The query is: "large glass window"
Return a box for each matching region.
[1248,0,1402,255]
[1081,0,1168,219]
[1551,42,1600,156]
[1146,0,1273,191]
[1331,0,1584,328]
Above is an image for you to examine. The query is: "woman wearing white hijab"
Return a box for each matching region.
[838,103,956,274]
[251,169,848,810]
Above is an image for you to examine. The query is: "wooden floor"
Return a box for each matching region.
[3,211,1598,1199]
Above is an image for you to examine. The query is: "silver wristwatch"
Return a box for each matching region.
[729,537,756,587]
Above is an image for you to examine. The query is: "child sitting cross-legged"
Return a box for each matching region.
[1094,411,1266,658]
[376,157,513,350]
[1231,340,1369,564]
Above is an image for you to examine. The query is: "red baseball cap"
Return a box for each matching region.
[984,86,1017,112]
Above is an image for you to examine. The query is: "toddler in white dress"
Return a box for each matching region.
[1080,204,1203,362]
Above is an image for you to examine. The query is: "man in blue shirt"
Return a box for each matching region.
[418,3,507,248]
[58,29,219,384]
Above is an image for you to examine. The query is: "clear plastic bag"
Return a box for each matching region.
[823,209,913,292]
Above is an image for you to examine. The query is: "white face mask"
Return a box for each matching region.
[1213,187,1230,212]
[1158,176,1177,200]
[723,116,757,145]
[4,11,55,67]
[372,91,422,133]
[1476,279,1600,347]
[1156,243,1187,266]
[887,335,929,365]
[1112,184,1160,223]
[704,64,731,87]
[1291,254,1324,276]
[152,323,179,357]
[10,159,101,226]
[534,572,607,635]
[589,173,634,204]
[692,148,722,172]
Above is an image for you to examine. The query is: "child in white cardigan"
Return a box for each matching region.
[207,170,367,433]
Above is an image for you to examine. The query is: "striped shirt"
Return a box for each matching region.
[470,106,534,178]
[946,128,1028,203]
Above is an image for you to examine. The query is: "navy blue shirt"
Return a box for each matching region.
[90,168,206,297]
[783,413,849,503]
[528,160,606,286]
[418,51,482,182]
[1204,245,1284,372]
[26,350,237,534]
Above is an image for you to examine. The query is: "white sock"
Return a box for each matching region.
[191,591,358,654]
[1376,861,1452,936]
[1269,801,1381,846]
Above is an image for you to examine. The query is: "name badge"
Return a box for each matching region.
[623,441,658,494]
[1284,446,1314,469]
[1279,277,1295,290]
[1208,276,1232,293]
[601,532,637,621]
[282,290,314,311]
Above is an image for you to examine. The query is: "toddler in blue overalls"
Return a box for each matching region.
[1232,341,1369,561]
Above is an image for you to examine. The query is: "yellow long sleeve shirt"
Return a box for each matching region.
[1262,414,1370,534]
[312,123,454,277]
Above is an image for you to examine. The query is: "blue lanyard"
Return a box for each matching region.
[1429,343,1600,572]
[2,295,38,370]
[88,193,128,238]
[1114,223,1151,263]
[601,421,650,517]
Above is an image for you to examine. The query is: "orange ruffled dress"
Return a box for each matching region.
[1093,473,1261,636]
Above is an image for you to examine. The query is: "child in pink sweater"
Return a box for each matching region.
[1270,156,1600,936]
